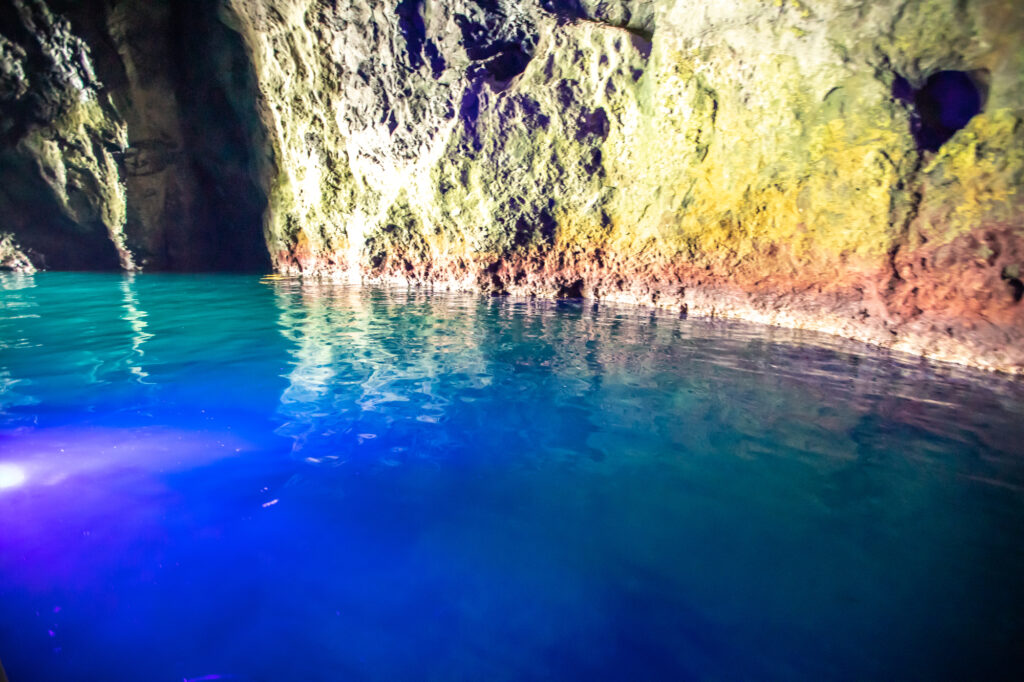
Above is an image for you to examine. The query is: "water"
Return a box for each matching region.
[1,273,1023,682]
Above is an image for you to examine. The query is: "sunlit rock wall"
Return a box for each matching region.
[224,0,1024,371]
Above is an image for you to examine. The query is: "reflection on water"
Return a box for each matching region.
[1,273,1023,682]
[119,275,153,383]
[275,285,491,464]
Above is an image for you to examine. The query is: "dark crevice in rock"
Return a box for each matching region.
[893,69,986,152]
[479,44,532,81]
[582,147,603,174]
[513,209,557,250]
[540,0,656,42]
[1008,278,1024,303]
[1003,266,1024,303]
[396,0,426,70]
[423,40,446,78]
[576,107,609,141]
[516,95,550,129]
[459,88,480,127]
[455,11,536,84]
[164,0,270,272]
[0,150,122,269]
[451,2,545,153]
[556,278,584,298]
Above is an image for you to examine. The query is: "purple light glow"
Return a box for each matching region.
[0,425,255,487]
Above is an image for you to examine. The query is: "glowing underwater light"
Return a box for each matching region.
[0,462,26,490]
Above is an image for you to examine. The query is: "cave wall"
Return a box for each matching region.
[1,0,1023,371]
[0,0,269,271]
[0,0,128,270]
[223,0,1024,371]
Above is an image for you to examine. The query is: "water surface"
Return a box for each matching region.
[1,273,1023,681]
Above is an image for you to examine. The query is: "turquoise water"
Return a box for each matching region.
[1,273,1023,681]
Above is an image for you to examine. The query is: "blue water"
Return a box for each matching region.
[1,273,1023,681]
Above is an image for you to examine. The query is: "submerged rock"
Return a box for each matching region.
[1,0,1023,371]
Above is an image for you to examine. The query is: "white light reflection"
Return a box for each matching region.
[120,275,153,383]
[0,462,27,490]
[273,283,482,459]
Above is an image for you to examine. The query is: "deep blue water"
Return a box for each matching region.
[1,273,1023,681]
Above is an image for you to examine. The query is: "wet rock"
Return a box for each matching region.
[0,232,36,272]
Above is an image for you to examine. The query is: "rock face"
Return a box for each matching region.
[0,0,128,270]
[0,0,268,271]
[1,0,1023,372]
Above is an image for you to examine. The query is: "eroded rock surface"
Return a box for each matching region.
[0,0,128,270]
[0,0,268,271]
[1,0,1023,371]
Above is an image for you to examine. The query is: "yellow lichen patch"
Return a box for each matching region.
[601,45,915,271]
[798,118,911,255]
[916,108,1024,242]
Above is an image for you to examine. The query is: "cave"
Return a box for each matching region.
[894,70,985,152]
[455,10,537,83]
[0,0,271,273]
[1,2,1024,681]
[166,0,271,272]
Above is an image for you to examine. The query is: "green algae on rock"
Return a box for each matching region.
[0,0,129,270]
